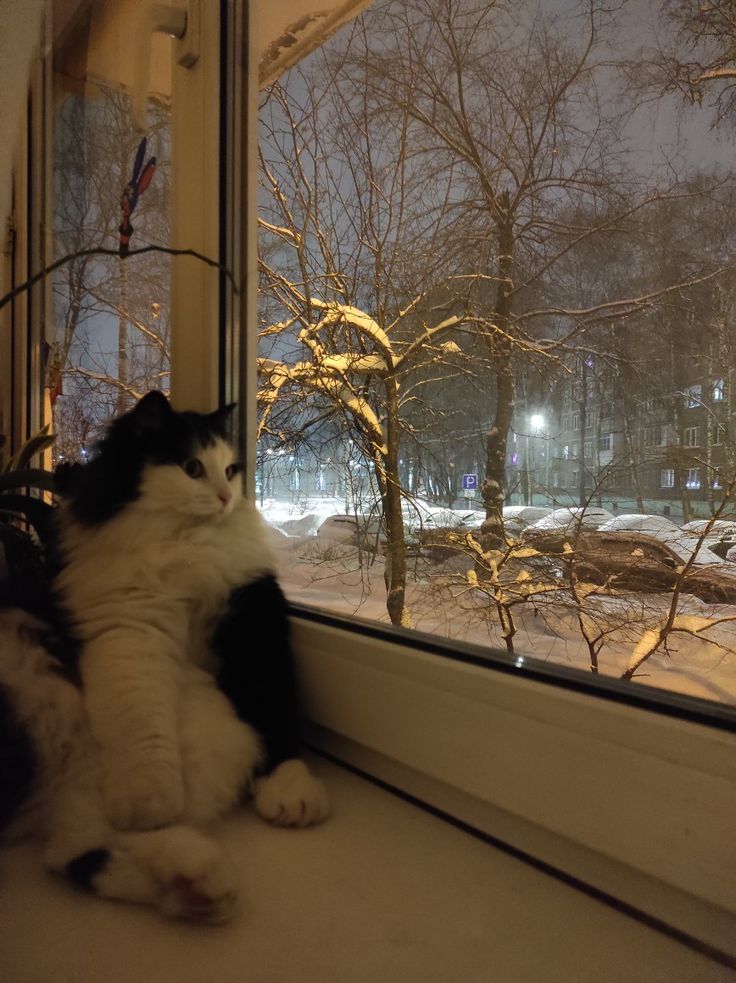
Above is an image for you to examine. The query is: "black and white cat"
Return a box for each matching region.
[0,391,328,922]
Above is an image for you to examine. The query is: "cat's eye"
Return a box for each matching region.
[225,463,244,481]
[183,459,205,479]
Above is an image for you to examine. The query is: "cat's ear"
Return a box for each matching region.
[208,402,237,436]
[130,391,173,432]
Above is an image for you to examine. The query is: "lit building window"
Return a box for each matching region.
[684,385,702,409]
[685,468,701,490]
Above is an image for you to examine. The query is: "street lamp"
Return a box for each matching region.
[527,414,546,506]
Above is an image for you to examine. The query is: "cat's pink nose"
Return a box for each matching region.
[219,493,231,506]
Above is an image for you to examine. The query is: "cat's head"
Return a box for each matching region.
[56,391,244,524]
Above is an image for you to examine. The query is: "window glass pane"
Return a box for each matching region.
[49,8,173,461]
[258,0,736,708]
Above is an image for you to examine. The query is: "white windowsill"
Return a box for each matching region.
[0,755,732,983]
[291,613,736,959]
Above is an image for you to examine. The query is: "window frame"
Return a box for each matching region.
[238,2,736,952]
[1,19,49,457]
[683,425,700,448]
[685,384,702,409]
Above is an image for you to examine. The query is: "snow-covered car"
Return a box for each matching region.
[502,505,553,535]
[656,535,723,567]
[401,499,455,528]
[400,498,437,529]
[454,509,486,529]
[681,518,736,559]
[597,514,723,566]
[534,530,736,602]
[426,506,469,528]
[681,518,736,536]
[275,513,324,537]
[400,500,475,537]
[598,513,680,536]
[521,506,615,540]
[316,514,385,549]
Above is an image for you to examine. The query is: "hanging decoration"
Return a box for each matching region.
[118,137,156,257]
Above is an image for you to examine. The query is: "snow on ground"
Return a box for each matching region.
[262,501,736,707]
[258,495,476,536]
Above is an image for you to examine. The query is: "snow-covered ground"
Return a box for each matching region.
[260,498,736,708]
[259,495,480,536]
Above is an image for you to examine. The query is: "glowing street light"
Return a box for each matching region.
[526,414,549,505]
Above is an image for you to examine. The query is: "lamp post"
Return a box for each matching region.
[528,414,546,506]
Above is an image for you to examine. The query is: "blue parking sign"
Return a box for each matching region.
[462,473,477,491]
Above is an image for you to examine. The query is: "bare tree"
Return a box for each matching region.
[259,85,497,624]
[636,0,736,123]
[340,0,736,543]
[51,84,171,455]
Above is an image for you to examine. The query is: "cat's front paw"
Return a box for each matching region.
[158,862,238,924]
[254,759,330,828]
[104,770,185,831]
[149,829,239,924]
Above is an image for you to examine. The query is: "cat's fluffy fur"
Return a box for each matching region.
[0,392,328,923]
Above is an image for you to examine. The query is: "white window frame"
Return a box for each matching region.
[660,468,675,489]
[683,426,700,448]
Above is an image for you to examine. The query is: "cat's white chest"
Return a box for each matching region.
[153,505,272,592]
[59,502,275,660]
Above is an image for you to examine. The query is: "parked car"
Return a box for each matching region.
[316,514,386,549]
[528,530,736,602]
[455,509,486,529]
[501,505,553,536]
[681,518,736,536]
[276,513,324,537]
[681,518,736,560]
[521,506,615,541]
[596,514,723,566]
[400,498,440,531]
[598,513,680,536]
